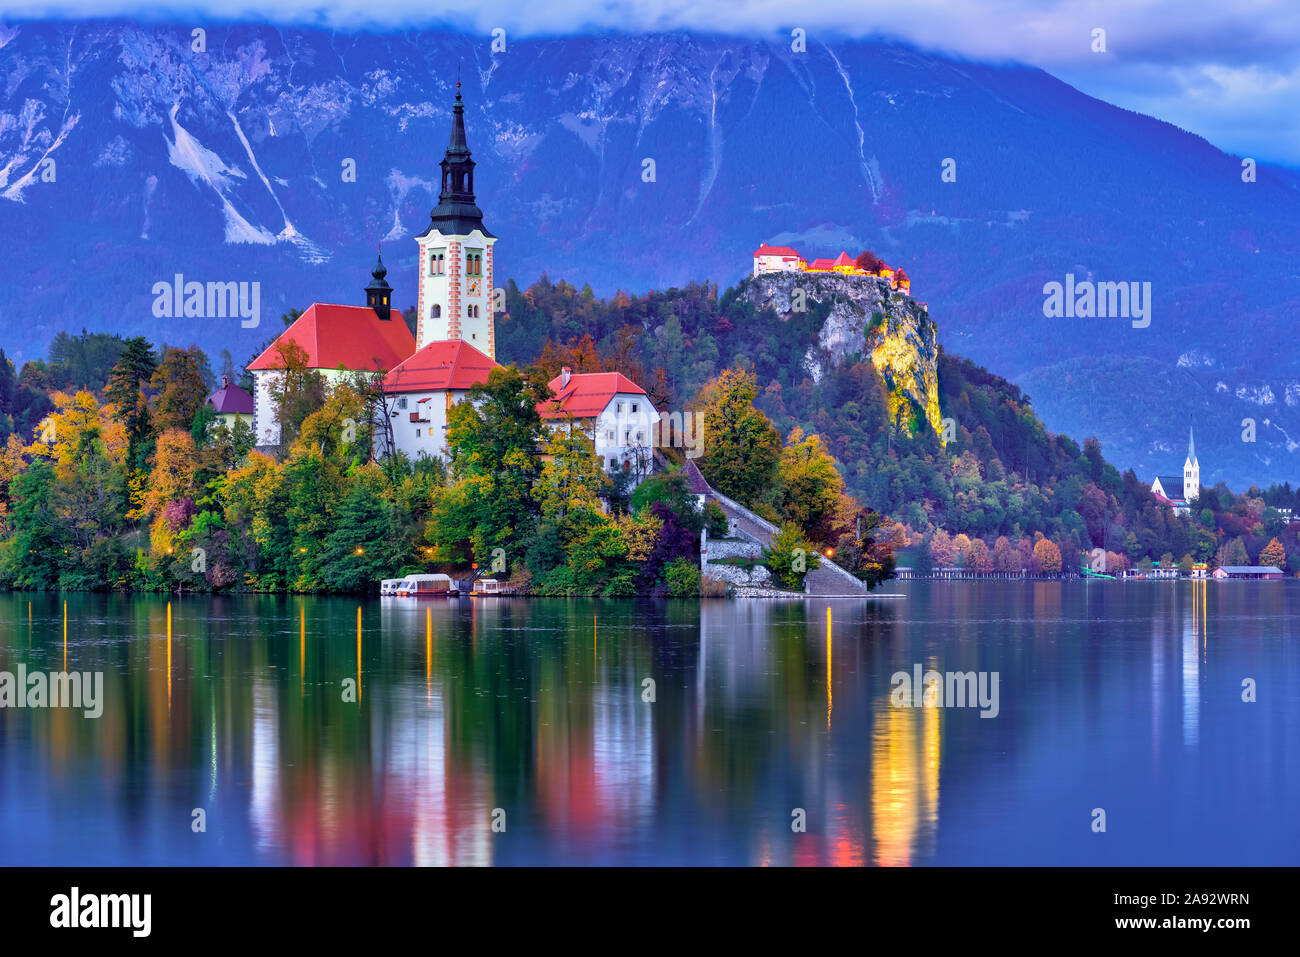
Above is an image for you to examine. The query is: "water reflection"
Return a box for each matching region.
[0,582,1296,865]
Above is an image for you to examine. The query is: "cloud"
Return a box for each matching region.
[5,0,1299,164]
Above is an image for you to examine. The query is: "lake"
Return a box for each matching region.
[1,582,1296,865]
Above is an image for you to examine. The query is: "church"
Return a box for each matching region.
[1150,428,1200,516]
[248,82,655,471]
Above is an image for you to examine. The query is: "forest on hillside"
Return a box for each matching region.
[490,274,1300,575]
[1,273,1299,594]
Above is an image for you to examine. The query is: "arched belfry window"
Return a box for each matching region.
[431,304,441,319]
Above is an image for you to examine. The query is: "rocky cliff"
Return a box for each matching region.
[740,272,943,438]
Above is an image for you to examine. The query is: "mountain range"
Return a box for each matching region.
[2,20,1299,489]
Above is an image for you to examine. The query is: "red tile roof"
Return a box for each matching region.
[206,382,254,415]
[247,303,416,372]
[382,339,500,392]
[754,244,800,258]
[538,371,649,419]
[832,251,855,267]
[806,258,835,270]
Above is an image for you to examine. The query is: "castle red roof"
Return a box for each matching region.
[247,303,416,372]
[832,251,855,267]
[806,258,835,270]
[383,339,500,393]
[206,382,254,415]
[754,244,800,258]
[538,371,649,419]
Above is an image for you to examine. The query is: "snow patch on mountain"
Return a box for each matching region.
[1177,349,1215,368]
[1235,384,1275,406]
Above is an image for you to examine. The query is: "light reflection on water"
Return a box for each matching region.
[0,581,1296,866]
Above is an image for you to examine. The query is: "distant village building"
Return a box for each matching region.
[1213,566,1283,580]
[751,243,912,293]
[1150,427,1200,516]
[538,367,660,480]
[205,376,254,431]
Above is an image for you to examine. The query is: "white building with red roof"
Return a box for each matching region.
[246,268,417,447]
[538,367,660,479]
[379,339,501,461]
[752,243,805,276]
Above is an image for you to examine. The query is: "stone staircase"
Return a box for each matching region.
[684,460,869,597]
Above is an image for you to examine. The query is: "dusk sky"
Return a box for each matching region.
[3,0,1298,165]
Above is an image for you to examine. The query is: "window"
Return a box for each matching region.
[467,250,483,277]
[430,304,441,319]
[609,459,618,470]
[428,250,446,275]
[397,397,408,410]
[606,430,614,442]
[416,429,421,437]
[616,401,626,416]
[631,402,639,414]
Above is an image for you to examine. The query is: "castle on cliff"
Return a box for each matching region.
[752,243,911,294]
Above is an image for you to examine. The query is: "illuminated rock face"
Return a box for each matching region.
[741,271,942,439]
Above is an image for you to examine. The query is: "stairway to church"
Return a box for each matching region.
[683,460,869,597]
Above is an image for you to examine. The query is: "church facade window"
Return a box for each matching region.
[467,250,483,277]
[430,304,441,319]
[428,250,446,276]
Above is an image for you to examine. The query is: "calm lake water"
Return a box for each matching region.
[1,582,1296,866]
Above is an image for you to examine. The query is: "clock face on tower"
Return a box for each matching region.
[469,279,480,295]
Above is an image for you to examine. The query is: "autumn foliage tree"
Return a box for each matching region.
[1033,538,1063,575]
[150,346,211,434]
[694,368,781,510]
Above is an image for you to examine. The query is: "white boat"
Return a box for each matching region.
[471,578,501,596]
[380,578,405,596]
[394,573,458,597]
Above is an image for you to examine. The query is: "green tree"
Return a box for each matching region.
[664,556,701,597]
[105,336,158,470]
[762,523,820,591]
[0,458,65,587]
[432,365,550,561]
[694,368,781,509]
[311,467,404,592]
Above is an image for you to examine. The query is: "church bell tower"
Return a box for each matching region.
[414,81,497,356]
[1183,426,1200,502]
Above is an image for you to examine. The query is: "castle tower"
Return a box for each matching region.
[1183,426,1200,502]
[415,81,497,357]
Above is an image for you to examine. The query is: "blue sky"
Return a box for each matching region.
[5,0,1299,167]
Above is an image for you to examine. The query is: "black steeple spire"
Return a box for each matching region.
[417,78,495,239]
[365,248,392,321]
